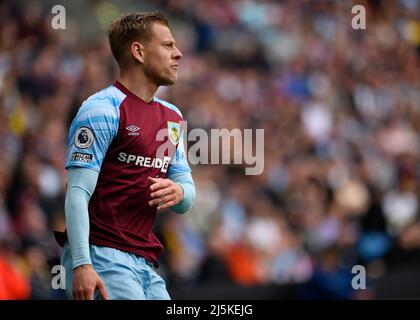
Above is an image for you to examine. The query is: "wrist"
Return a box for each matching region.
[74,263,93,271]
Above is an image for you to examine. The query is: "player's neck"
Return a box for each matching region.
[118,71,158,103]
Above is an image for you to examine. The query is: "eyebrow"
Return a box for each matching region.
[162,40,176,46]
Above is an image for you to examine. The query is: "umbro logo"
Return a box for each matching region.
[126,125,140,136]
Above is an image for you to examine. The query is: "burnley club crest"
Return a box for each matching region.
[167,121,180,145]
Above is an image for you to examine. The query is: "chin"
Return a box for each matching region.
[158,76,176,86]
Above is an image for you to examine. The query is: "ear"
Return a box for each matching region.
[131,42,145,64]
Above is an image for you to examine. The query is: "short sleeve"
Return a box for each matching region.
[65,100,119,172]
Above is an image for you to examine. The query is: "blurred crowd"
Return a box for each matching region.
[0,0,419,299]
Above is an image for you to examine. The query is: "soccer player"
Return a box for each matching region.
[54,11,195,300]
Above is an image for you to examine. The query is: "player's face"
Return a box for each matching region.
[143,23,182,86]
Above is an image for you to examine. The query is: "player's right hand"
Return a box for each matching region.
[72,264,109,300]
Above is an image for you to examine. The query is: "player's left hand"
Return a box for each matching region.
[148,177,184,210]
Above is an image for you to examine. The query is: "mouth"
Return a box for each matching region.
[170,64,179,70]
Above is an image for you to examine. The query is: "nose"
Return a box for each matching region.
[174,46,182,60]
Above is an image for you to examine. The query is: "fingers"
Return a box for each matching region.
[73,284,108,300]
[73,290,79,300]
[157,199,177,210]
[149,194,174,207]
[72,268,108,300]
[73,287,95,300]
[150,186,175,199]
[86,287,95,300]
[97,280,109,300]
[73,286,82,300]
[148,177,171,192]
[147,177,183,210]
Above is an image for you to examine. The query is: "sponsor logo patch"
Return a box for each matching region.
[74,127,94,148]
[72,152,93,163]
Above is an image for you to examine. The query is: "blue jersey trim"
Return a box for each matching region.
[154,97,183,118]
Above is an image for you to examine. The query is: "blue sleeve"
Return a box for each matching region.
[65,167,99,269]
[65,99,119,171]
[168,128,191,174]
[154,97,191,174]
[167,171,195,214]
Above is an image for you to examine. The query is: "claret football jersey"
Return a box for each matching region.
[58,81,191,267]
